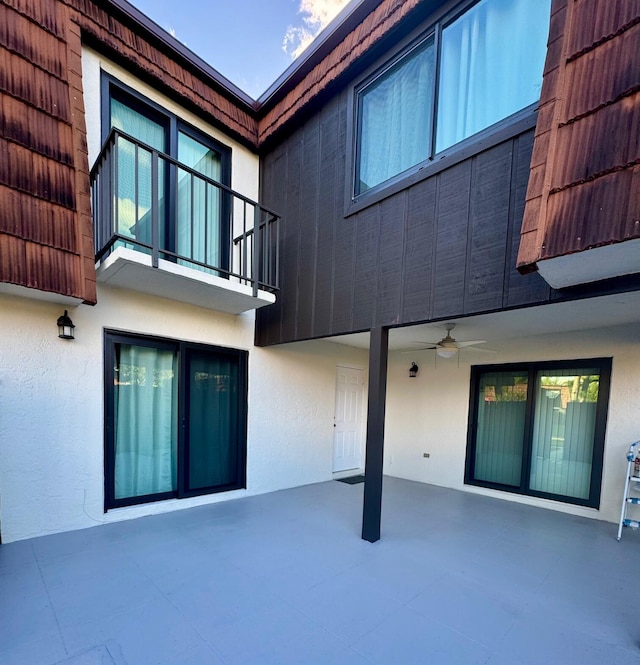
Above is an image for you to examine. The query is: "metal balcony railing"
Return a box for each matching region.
[91,129,279,296]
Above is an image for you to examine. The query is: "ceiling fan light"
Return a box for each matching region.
[436,347,458,359]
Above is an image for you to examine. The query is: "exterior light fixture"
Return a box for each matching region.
[409,362,419,378]
[436,346,457,359]
[57,310,75,340]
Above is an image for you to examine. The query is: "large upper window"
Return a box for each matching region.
[465,359,611,508]
[354,0,551,196]
[104,332,248,509]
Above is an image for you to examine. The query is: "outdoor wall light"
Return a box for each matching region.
[57,310,75,340]
[436,347,458,359]
[409,362,419,378]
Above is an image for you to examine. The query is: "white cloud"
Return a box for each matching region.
[283,0,352,59]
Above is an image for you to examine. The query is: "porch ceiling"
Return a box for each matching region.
[328,290,640,351]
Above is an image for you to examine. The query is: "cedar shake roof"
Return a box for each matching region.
[517,0,640,274]
[68,0,259,147]
[0,0,96,303]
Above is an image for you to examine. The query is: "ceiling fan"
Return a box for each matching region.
[411,323,487,358]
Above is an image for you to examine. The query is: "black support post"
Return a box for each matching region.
[361,326,389,543]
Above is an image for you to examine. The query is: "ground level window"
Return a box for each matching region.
[465,359,611,508]
[104,332,247,509]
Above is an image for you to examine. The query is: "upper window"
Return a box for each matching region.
[465,359,611,508]
[354,0,551,197]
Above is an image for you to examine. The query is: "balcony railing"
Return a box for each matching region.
[91,129,279,297]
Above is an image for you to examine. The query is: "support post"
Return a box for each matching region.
[361,326,389,543]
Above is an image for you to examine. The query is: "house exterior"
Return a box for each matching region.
[0,0,638,544]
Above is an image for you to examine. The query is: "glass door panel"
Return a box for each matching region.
[113,343,178,500]
[185,349,240,492]
[177,132,223,271]
[110,97,167,249]
[474,370,528,487]
[529,369,600,500]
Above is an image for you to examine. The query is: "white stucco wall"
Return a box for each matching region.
[0,291,367,542]
[384,324,640,524]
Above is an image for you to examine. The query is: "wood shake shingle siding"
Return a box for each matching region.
[517,0,640,272]
[67,0,258,148]
[0,0,95,302]
[0,0,262,304]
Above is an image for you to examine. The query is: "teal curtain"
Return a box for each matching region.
[177,131,222,270]
[110,98,166,246]
[187,351,239,491]
[436,0,551,152]
[529,369,599,500]
[474,371,527,486]
[357,39,434,194]
[114,344,178,499]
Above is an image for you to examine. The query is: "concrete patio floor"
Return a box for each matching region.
[1,477,639,665]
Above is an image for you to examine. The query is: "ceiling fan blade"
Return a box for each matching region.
[455,340,487,348]
[410,340,442,346]
[401,346,437,353]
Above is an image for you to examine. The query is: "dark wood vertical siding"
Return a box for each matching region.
[431,161,471,320]
[402,178,436,323]
[256,76,556,346]
[464,142,513,313]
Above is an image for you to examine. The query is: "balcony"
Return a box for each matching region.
[91,129,279,314]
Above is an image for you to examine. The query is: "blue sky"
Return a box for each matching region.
[127,0,351,98]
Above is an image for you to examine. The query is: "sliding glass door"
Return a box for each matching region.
[466,359,611,507]
[105,332,247,509]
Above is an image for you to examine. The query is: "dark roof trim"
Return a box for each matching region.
[104,0,258,110]
[256,0,376,109]
[105,0,387,115]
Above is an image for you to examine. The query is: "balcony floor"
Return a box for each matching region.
[96,246,275,314]
[1,478,639,665]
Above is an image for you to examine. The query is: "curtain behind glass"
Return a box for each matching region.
[186,351,239,491]
[114,344,178,499]
[110,98,166,247]
[177,132,222,271]
[474,371,527,486]
[357,39,434,194]
[529,369,599,500]
[436,0,551,152]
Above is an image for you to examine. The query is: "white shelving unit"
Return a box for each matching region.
[617,440,640,541]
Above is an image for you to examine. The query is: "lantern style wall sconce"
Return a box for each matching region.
[57,310,75,340]
[409,362,419,378]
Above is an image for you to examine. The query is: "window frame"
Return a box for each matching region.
[104,330,248,511]
[464,358,612,509]
[345,0,545,215]
[100,73,232,187]
[100,73,232,265]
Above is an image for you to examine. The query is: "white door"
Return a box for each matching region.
[333,366,365,472]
